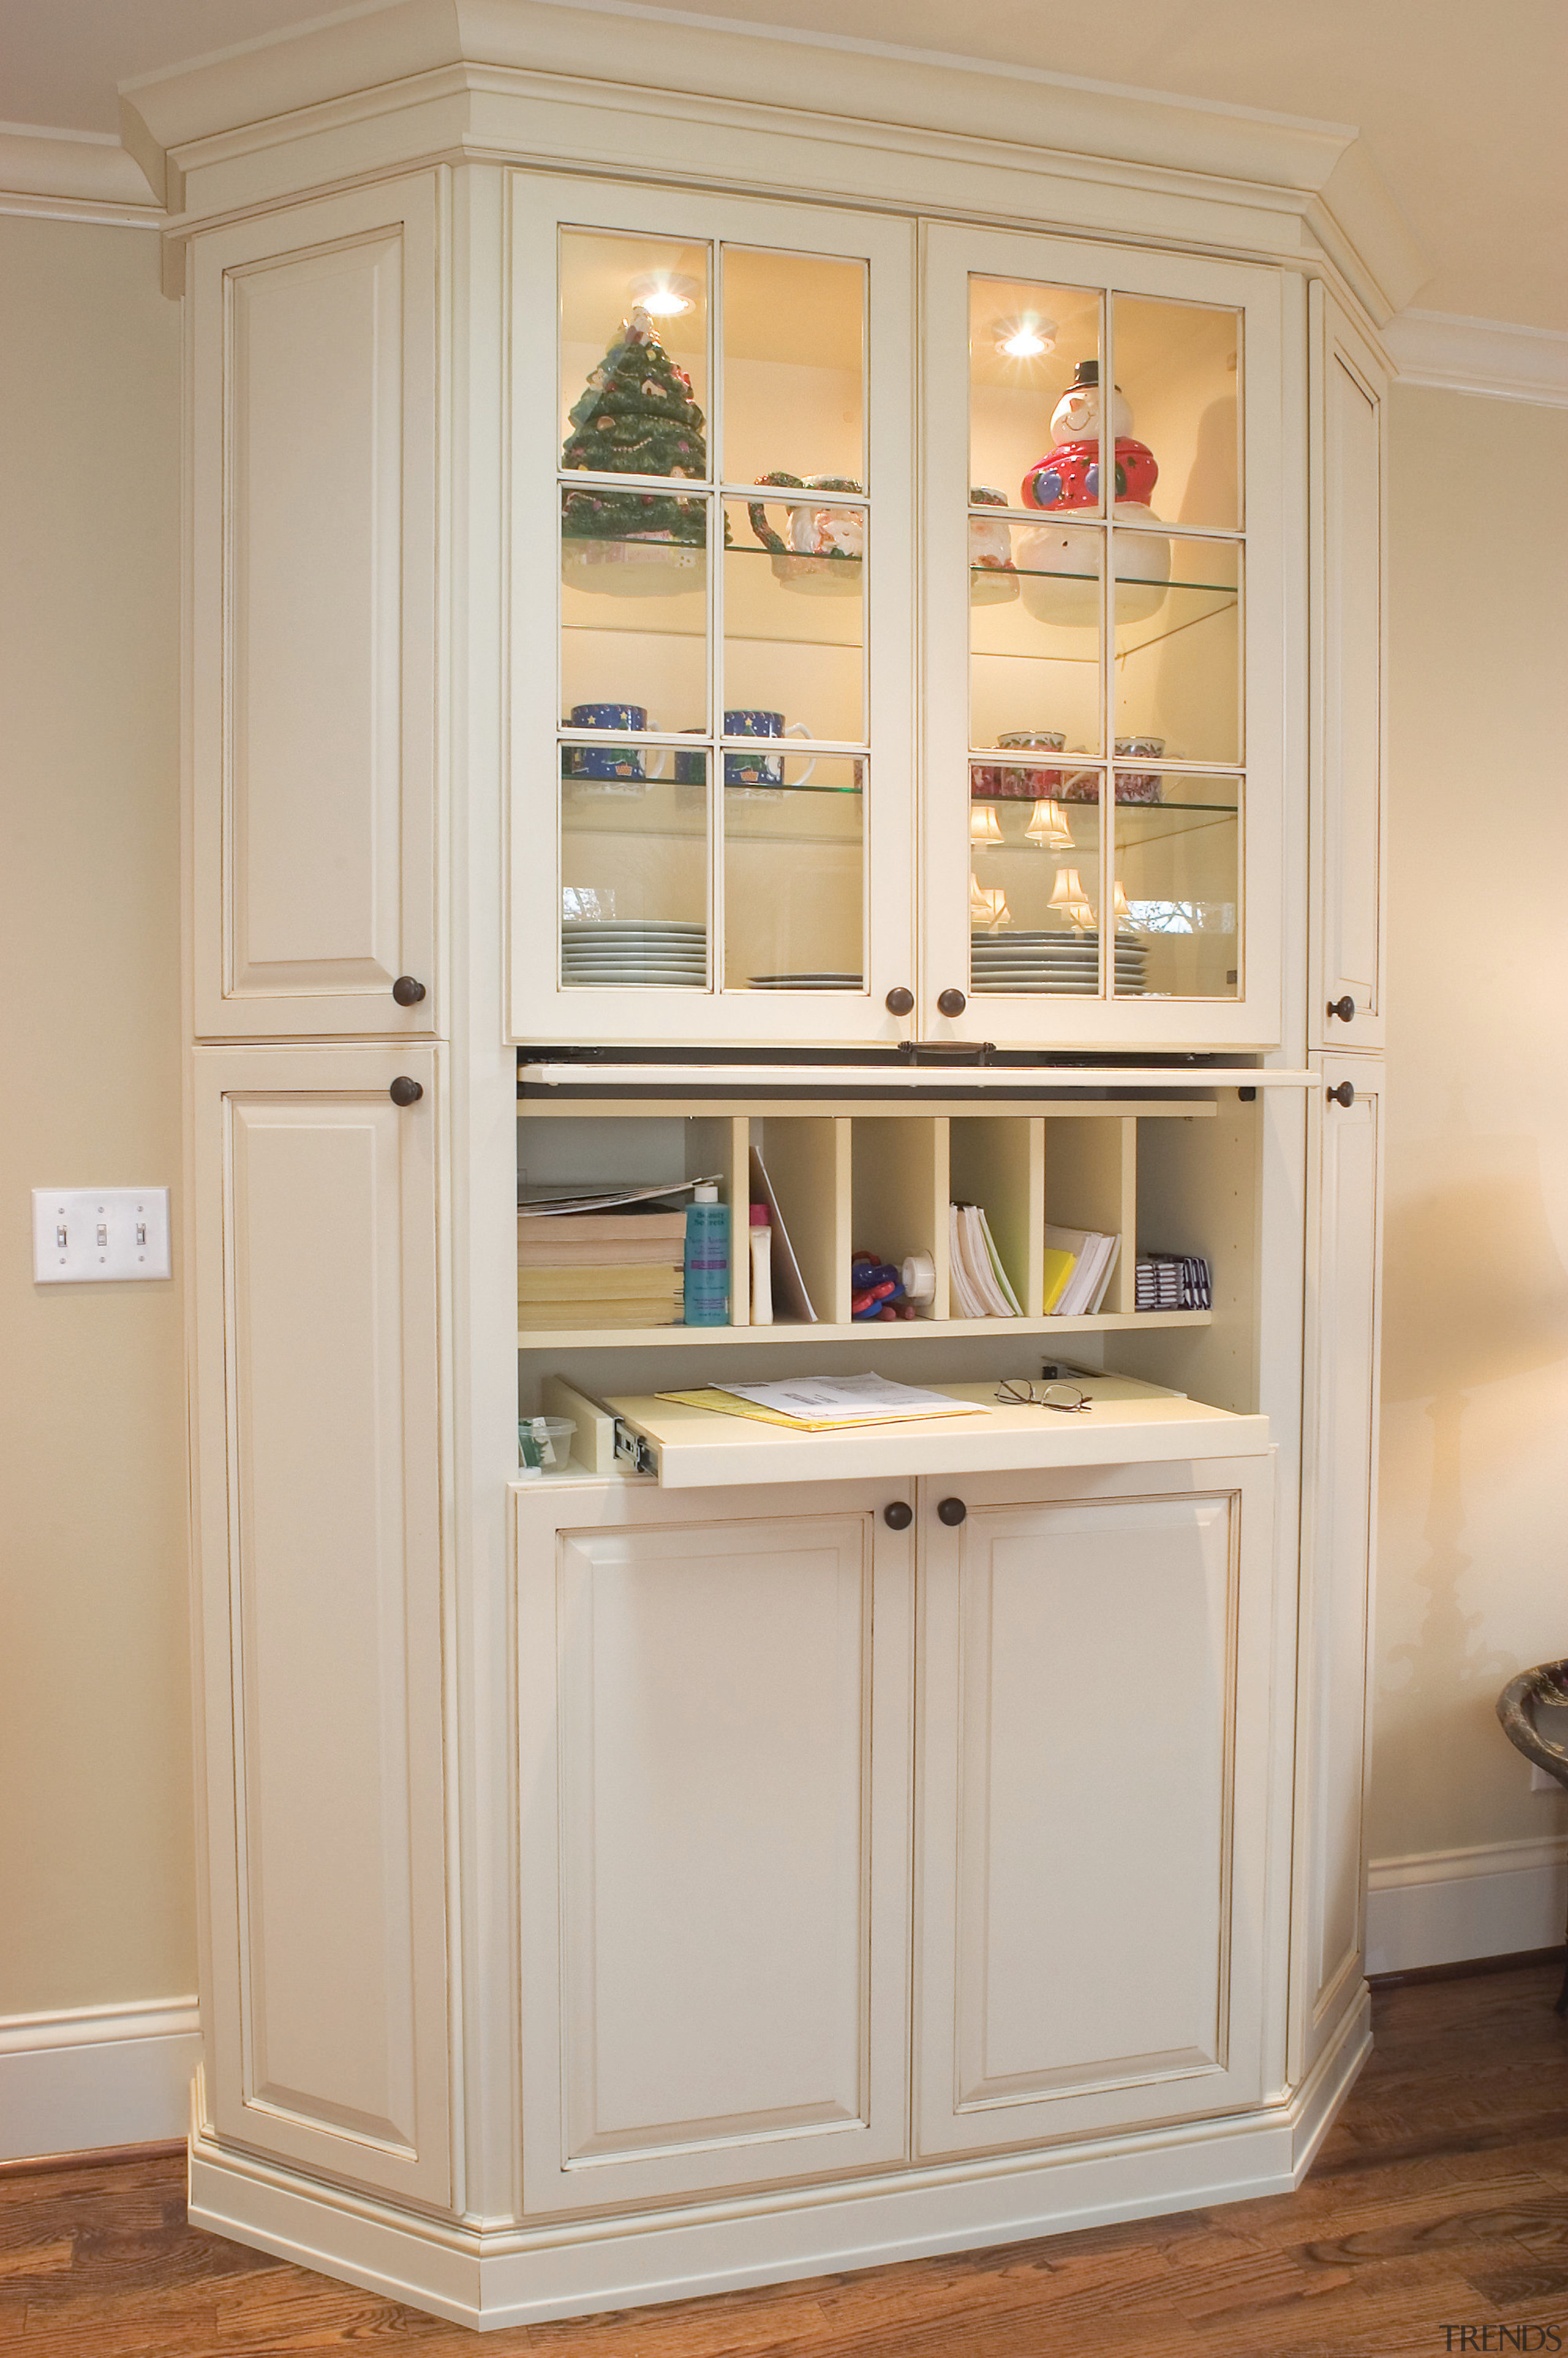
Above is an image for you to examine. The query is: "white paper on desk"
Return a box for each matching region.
[715,1373,988,1426]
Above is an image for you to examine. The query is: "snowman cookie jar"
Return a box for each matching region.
[1016,360,1170,623]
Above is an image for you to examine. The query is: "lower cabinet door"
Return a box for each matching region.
[514,1479,913,2212]
[916,1455,1275,2157]
[190,1046,450,2205]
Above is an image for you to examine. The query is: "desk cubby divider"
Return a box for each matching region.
[1042,1116,1139,1315]
[850,1116,949,1320]
[949,1117,1042,1319]
[750,1114,853,1327]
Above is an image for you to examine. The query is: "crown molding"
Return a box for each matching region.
[1383,307,1568,409]
[119,0,1427,320]
[0,122,162,228]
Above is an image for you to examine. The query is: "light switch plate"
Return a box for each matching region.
[32,1188,172,1283]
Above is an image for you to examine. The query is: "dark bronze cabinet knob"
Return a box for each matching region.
[884,986,915,1017]
[389,1076,424,1107]
[393,975,428,1006]
[883,1501,913,1530]
[937,1496,967,1526]
[1326,1081,1355,1108]
[1327,995,1355,1023]
[937,987,967,1017]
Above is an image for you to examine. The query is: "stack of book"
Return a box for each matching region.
[948,1202,1023,1319]
[1135,1251,1212,1311]
[1040,1223,1121,1316]
[518,1207,687,1331]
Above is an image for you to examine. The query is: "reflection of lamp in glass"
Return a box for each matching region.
[1048,867,1096,929]
[970,804,1004,845]
[627,271,700,318]
[1112,880,1133,925]
[970,878,1011,932]
[1025,797,1074,850]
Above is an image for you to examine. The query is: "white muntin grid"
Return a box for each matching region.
[554,226,874,997]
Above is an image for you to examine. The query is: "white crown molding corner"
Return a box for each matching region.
[118,0,1424,320]
[0,1996,202,2163]
[1384,308,1568,408]
[0,121,163,227]
[1366,1835,1568,1975]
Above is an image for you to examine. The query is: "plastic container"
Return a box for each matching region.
[518,1416,575,1478]
[748,1203,774,1326]
[683,1183,730,1325]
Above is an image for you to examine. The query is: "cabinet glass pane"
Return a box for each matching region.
[1114,772,1240,1000]
[1114,536,1240,768]
[723,494,864,746]
[724,754,864,990]
[970,276,1104,516]
[1113,294,1240,533]
[968,765,1102,995]
[722,248,865,490]
[559,231,710,483]
[560,751,709,987]
[972,521,1101,758]
[560,490,709,733]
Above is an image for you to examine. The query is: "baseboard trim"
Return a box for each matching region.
[188,2000,1371,2332]
[0,1998,202,2164]
[1366,1837,1568,1976]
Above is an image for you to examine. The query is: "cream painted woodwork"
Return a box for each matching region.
[513,1477,913,2211]
[189,177,440,1040]
[1310,288,1388,1055]
[189,1045,450,2205]
[509,177,915,1050]
[922,225,1285,1055]
[916,1455,1275,2158]
[1293,1061,1383,2079]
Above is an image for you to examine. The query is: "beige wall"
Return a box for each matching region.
[1370,384,1568,1863]
[0,214,192,2013]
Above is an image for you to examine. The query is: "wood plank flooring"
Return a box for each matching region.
[2,1961,1566,2355]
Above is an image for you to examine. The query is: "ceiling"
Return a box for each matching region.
[2,0,1563,330]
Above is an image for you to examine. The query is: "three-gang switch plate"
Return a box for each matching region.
[32,1188,172,1283]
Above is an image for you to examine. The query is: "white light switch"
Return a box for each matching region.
[32,1188,172,1283]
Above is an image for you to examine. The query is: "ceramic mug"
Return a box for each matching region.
[562,703,669,783]
[723,709,815,788]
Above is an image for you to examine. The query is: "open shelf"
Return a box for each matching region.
[517,1309,1212,1348]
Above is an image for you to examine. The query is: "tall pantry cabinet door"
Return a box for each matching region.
[916,1456,1276,2156]
[514,1479,913,2212]
[189,178,440,1039]
[189,1047,450,2206]
[1292,1060,1382,2078]
[1310,288,1387,1054]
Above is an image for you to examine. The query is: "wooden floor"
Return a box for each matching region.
[2,1962,1566,2356]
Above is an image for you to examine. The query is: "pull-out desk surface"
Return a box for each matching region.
[601,1374,1269,1489]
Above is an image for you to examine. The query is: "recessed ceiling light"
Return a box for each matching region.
[628,271,701,318]
[992,315,1057,360]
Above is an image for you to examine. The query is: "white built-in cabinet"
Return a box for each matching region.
[159,7,1395,2326]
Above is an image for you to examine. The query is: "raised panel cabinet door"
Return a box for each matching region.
[916,1455,1275,2157]
[189,1047,450,2205]
[514,1479,913,2212]
[190,179,439,1038]
[1294,1060,1382,2072]
[1311,287,1387,1053]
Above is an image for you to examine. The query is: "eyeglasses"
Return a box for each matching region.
[994,1379,1092,1412]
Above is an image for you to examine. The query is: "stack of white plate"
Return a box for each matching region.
[970,930,1147,995]
[561,919,706,988]
[747,972,863,990]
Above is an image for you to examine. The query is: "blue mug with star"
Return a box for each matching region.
[722,709,815,788]
[562,703,669,782]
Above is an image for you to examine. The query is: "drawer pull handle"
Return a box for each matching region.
[883,1501,913,1530]
[390,1076,424,1107]
[937,1496,967,1526]
[1327,995,1355,1023]
[393,975,428,1006]
[1326,1081,1355,1108]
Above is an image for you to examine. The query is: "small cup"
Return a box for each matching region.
[723,710,815,788]
[971,728,1065,800]
[563,703,669,784]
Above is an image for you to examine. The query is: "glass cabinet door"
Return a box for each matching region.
[511,180,914,1047]
[924,226,1283,1049]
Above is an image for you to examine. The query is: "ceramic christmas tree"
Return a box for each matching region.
[560,307,707,593]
